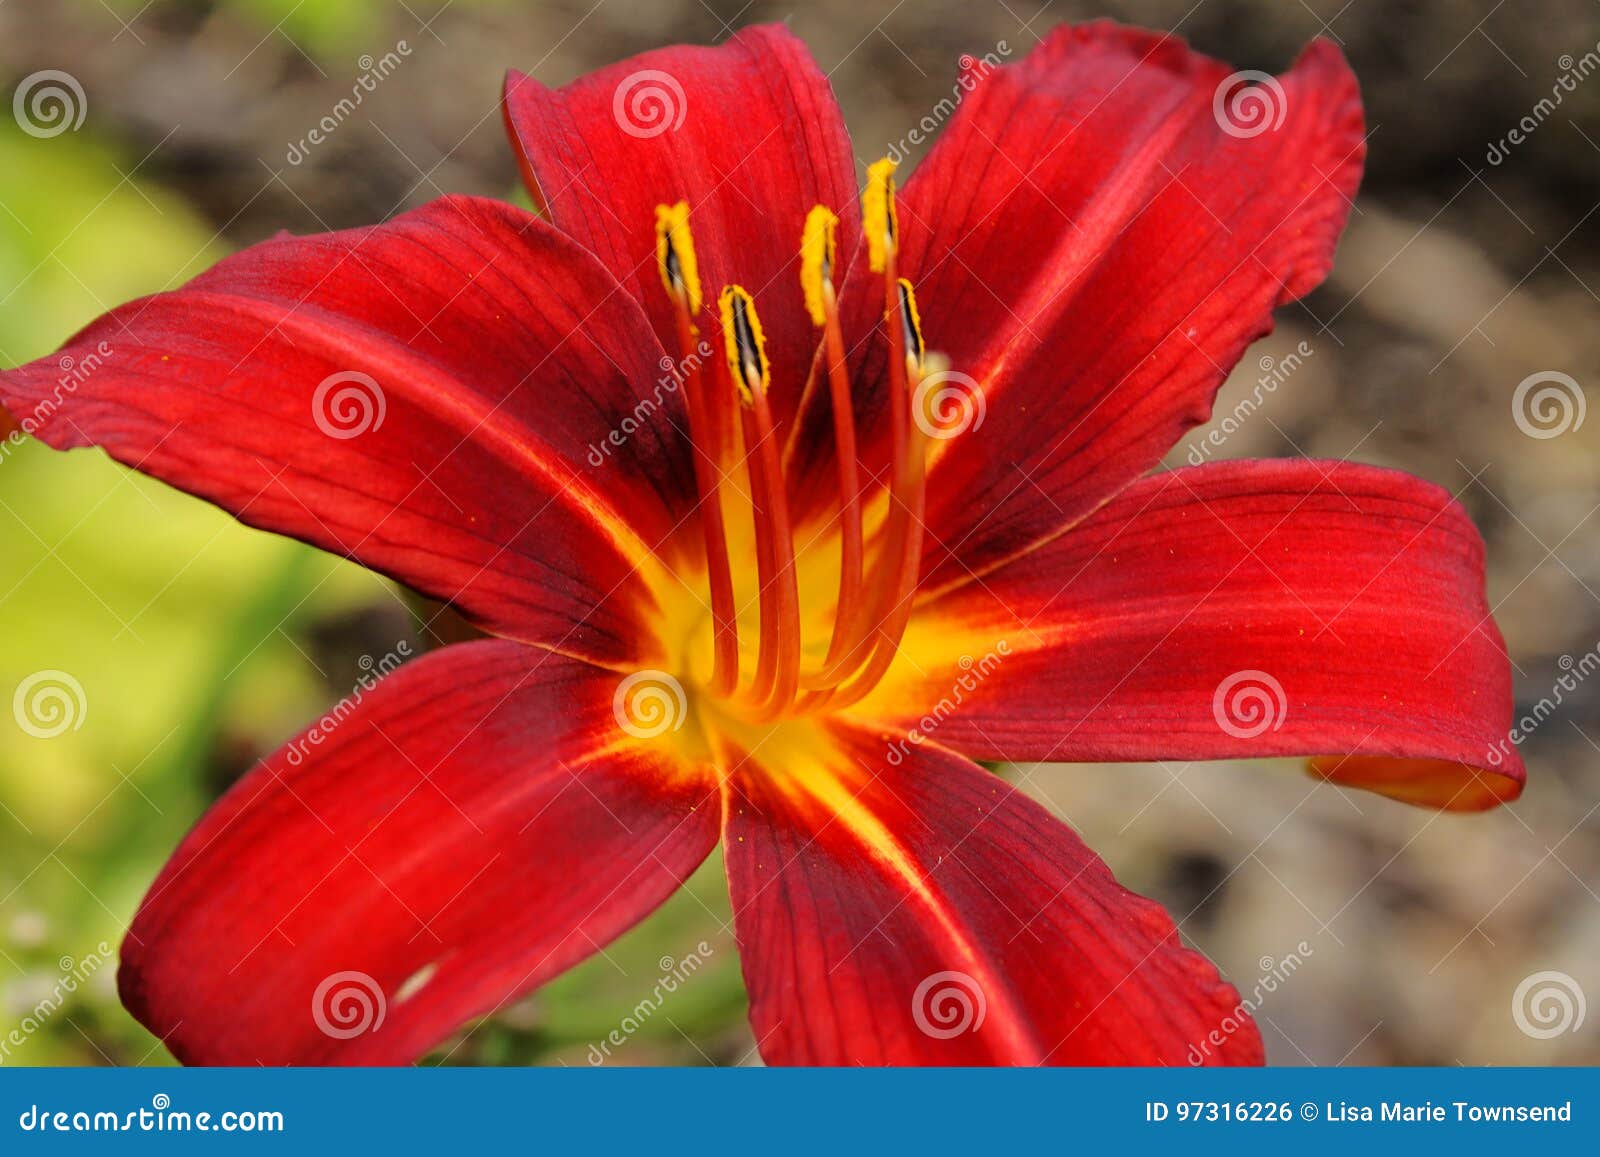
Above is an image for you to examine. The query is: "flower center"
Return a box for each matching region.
[653,160,942,724]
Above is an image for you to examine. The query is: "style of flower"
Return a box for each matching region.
[0,21,1521,1065]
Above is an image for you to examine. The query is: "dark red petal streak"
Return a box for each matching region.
[120,642,720,1065]
[1,196,694,664]
[504,24,858,429]
[868,460,1522,811]
[791,24,1363,578]
[721,720,1261,1065]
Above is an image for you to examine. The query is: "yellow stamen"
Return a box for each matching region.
[637,187,954,722]
[862,157,899,274]
[654,201,702,314]
[717,284,769,407]
[896,277,925,372]
[800,205,839,327]
[712,283,800,717]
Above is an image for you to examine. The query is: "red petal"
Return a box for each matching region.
[503,24,858,428]
[868,459,1522,811]
[120,642,719,1064]
[790,24,1363,572]
[1,196,693,664]
[721,720,1260,1065]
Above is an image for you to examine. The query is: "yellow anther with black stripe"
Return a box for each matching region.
[800,205,839,327]
[862,158,899,274]
[718,285,769,407]
[654,201,702,314]
[896,278,925,372]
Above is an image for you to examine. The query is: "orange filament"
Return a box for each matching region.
[657,204,737,695]
[675,303,740,696]
[827,304,930,711]
[719,285,801,720]
[798,208,868,691]
[806,257,930,712]
[657,172,938,721]
[743,384,802,720]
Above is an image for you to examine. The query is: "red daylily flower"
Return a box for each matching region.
[1,21,1522,1066]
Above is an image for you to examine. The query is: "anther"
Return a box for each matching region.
[897,277,925,371]
[654,201,703,314]
[863,158,899,274]
[718,285,769,406]
[800,205,839,328]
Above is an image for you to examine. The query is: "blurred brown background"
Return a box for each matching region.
[0,0,1597,1066]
